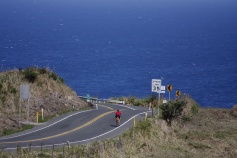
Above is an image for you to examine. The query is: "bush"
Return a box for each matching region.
[49,72,58,81]
[58,77,64,83]
[182,115,192,122]
[135,119,152,137]
[38,68,48,74]
[180,94,199,115]
[148,94,157,103]
[160,101,186,126]
[10,87,17,94]
[24,68,38,83]
[134,99,142,106]
[127,96,136,105]
[48,72,64,83]
[191,104,199,115]
[2,124,34,136]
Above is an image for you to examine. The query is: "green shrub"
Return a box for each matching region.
[39,68,48,74]
[10,87,17,94]
[24,68,38,83]
[2,124,34,136]
[148,94,157,103]
[135,119,152,137]
[127,96,136,105]
[180,94,199,115]
[0,82,2,91]
[49,72,58,81]
[182,115,192,122]
[134,99,142,106]
[191,104,199,115]
[58,77,64,83]
[160,101,186,126]
[2,128,10,135]
[48,72,64,83]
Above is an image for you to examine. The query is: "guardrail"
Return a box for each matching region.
[78,96,125,104]
[107,100,125,104]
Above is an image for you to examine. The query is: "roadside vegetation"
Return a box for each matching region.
[1,94,237,157]
[0,68,236,157]
[0,67,92,136]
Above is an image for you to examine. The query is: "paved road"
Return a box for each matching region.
[0,103,152,150]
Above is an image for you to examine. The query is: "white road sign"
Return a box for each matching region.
[158,91,166,93]
[152,79,161,92]
[20,85,30,99]
[161,86,165,91]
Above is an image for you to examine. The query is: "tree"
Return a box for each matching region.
[160,101,186,126]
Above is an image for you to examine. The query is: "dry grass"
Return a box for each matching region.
[0,68,91,136]
[62,103,236,158]
[1,69,237,157]
[1,106,237,157]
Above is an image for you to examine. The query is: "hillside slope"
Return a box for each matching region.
[0,67,91,136]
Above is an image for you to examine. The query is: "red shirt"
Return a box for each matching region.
[116,111,121,117]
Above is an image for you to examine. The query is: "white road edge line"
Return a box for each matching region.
[3,111,152,150]
[73,111,151,144]
[0,109,94,141]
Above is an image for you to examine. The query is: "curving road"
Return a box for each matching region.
[0,103,152,150]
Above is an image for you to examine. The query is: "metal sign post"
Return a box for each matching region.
[152,79,161,118]
[158,92,160,118]
[152,79,166,119]
[167,84,172,101]
[36,111,39,124]
[157,90,165,118]
[176,90,181,100]
[27,97,30,122]
[20,85,30,125]
[169,91,170,101]
[19,98,21,126]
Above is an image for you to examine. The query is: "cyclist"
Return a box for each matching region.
[115,110,121,126]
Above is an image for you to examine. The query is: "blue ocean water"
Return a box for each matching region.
[0,0,237,108]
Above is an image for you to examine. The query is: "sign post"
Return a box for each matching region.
[167,84,172,101]
[176,90,181,100]
[41,106,44,121]
[20,85,30,125]
[152,79,166,118]
[36,111,39,124]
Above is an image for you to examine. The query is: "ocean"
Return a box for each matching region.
[0,0,237,108]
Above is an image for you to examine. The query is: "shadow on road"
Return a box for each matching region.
[110,125,118,127]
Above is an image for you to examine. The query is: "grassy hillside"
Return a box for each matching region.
[2,107,237,157]
[0,68,236,157]
[0,67,92,136]
[1,95,237,157]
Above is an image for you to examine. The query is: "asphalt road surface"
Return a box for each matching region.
[0,103,152,150]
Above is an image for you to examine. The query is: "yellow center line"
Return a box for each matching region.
[2,111,114,144]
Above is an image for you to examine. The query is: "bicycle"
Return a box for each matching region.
[116,117,120,126]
